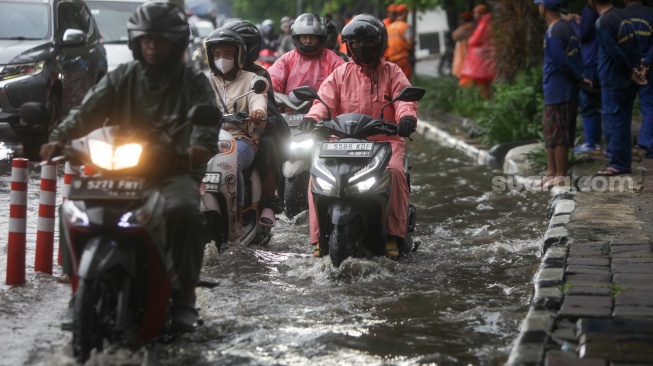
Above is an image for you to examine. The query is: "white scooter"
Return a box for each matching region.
[201,76,272,250]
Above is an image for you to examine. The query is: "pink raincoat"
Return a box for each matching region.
[305,60,418,243]
[268,49,345,94]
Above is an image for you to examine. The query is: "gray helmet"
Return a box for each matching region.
[205,27,246,75]
[291,13,327,57]
[127,1,190,63]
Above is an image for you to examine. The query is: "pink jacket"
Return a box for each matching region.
[460,13,496,81]
[269,49,345,94]
[305,60,417,139]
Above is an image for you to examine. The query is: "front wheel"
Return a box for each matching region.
[329,223,363,267]
[73,279,105,363]
[284,172,309,218]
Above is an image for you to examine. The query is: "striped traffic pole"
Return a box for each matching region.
[35,162,57,274]
[6,158,28,285]
[59,162,77,265]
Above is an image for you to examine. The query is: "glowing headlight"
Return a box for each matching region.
[316,177,334,191]
[0,61,45,80]
[218,140,233,154]
[349,145,387,184]
[88,139,143,170]
[313,147,336,183]
[289,138,314,151]
[354,177,376,192]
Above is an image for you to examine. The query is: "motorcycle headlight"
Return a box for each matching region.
[289,138,314,151]
[348,145,388,184]
[218,140,233,154]
[88,139,143,170]
[118,192,159,228]
[353,177,376,192]
[313,147,336,183]
[0,61,45,81]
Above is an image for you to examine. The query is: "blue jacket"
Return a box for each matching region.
[570,5,599,68]
[623,4,653,67]
[543,20,583,105]
[595,7,641,91]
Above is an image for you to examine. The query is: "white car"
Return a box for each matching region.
[85,0,144,72]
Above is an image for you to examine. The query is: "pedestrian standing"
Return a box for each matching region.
[386,4,415,80]
[534,0,588,189]
[590,0,644,176]
[459,4,496,98]
[623,0,653,159]
[451,11,476,81]
[566,5,603,155]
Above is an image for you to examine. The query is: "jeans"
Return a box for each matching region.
[637,82,653,158]
[602,86,637,173]
[236,139,256,207]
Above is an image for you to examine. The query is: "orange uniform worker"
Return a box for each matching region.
[383,3,396,28]
[385,4,414,80]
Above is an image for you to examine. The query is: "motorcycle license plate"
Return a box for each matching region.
[69,177,144,200]
[320,142,374,158]
[202,173,221,192]
[283,114,305,127]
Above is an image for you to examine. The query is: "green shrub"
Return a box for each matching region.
[476,68,543,146]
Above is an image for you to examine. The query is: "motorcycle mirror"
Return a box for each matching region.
[250,76,269,94]
[291,86,332,120]
[379,87,426,120]
[188,104,223,130]
[20,102,47,127]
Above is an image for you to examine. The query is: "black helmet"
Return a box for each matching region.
[127,1,190,64]
[341,14,387,67]
[291,13,327,57]
[325,22,338,50]
[223,20,261,68]
[205,27,246,75]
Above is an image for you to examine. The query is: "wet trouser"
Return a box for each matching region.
[309,138,409,243]
[61,173,208,284]
[255,133,281,185]
[236,140,256,207]
[579,66,602,147]
[602,86,637,173]
[637,80,653,158]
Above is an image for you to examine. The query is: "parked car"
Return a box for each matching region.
[0,0,108,160]
[189,19,214,70]
[85,0,142,72]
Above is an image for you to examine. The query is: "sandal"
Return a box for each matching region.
[595,167,630,176]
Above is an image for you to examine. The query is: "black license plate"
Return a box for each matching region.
[68,177,144,200]
[283,114,305,127]
[319,142,374,158]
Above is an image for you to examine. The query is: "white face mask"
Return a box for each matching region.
[214,58,234,74]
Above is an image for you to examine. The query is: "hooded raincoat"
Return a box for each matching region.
[305,59,417,242]
[268,48,345,95]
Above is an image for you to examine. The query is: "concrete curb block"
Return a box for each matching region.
[506,194,575,366]
[416,119,494,165]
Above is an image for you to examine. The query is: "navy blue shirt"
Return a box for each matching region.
[623,4,653,66]
[571,5,599,67]
[543,20,583,105]
[595,7,641,91]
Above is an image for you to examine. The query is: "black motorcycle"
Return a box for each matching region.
[292,86,426,267]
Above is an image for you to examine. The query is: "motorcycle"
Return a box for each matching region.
[20,102,221,363]
[201,76,272,250]
[274,91,314,218]
[291,85,426,267]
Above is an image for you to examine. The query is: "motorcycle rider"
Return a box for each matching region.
[224,20,289,224]
[40,1,221,332]
[299,14,418,258]
[269,13,345,95]
[325,21,349,62]
[205,27,268,237]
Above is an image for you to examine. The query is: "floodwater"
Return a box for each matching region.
[0,134,550,366]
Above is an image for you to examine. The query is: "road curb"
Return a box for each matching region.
[416,119,495,165]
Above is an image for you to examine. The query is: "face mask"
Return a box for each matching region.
[352,46,377,65]
[214,58,234,74]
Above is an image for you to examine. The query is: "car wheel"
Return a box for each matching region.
[25,93,61,161]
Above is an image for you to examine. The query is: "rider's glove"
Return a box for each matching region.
[187,145,212,170]
[299,117,318,132]
[397,116,417,137]
[40,141,63,162]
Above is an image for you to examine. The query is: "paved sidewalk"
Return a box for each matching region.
[507,155,653,365]
[415,115,653,365]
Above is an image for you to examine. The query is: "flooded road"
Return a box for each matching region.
[0,134,550,365]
